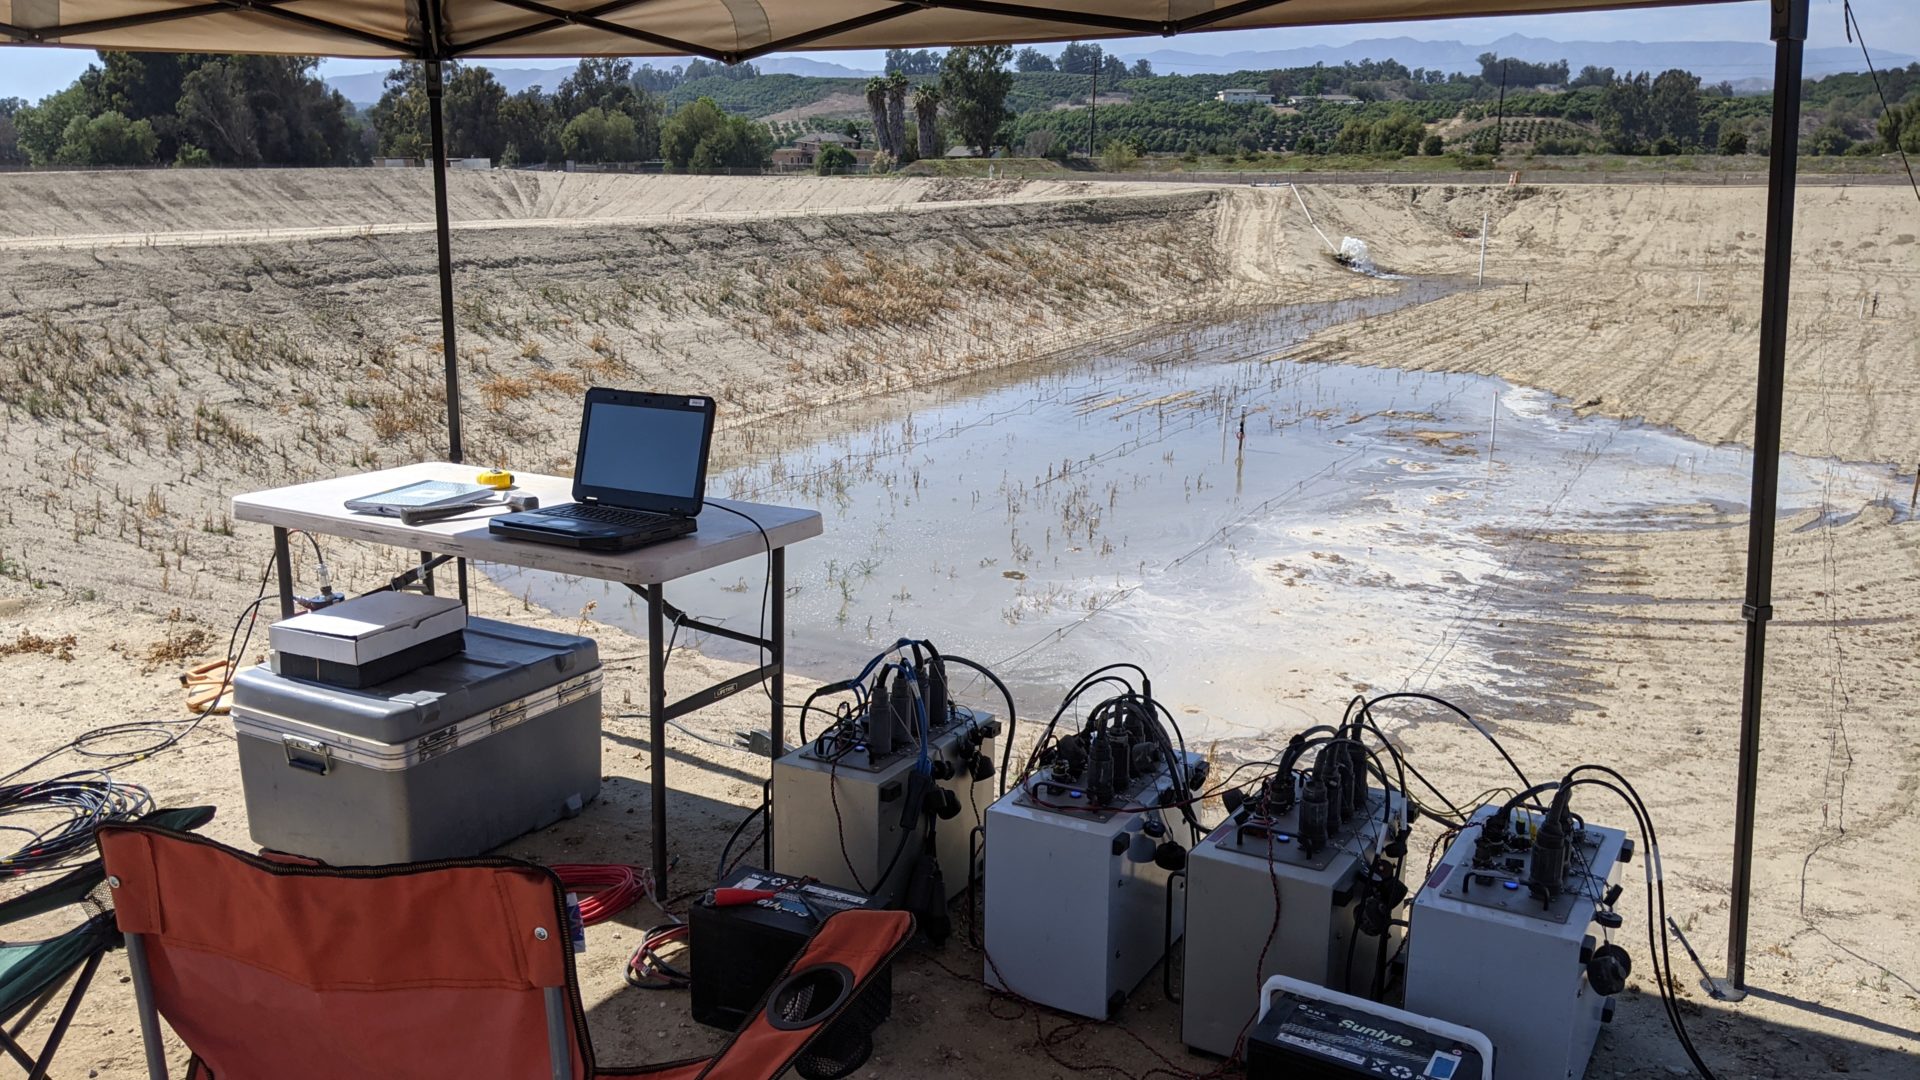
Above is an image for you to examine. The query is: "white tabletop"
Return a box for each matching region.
[232,462,820,585]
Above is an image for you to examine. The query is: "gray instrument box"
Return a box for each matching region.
[772,706,997,904]
[983,753,1204,1019]
[1182,782,1407,1057]
[232,618,603,865]
[1404,806,1632,1080]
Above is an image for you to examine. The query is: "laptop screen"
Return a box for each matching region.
[574,393,714,514]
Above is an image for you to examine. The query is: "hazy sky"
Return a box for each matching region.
[3,0,1916,103]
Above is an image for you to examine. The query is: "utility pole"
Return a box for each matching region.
[1494,59,1510,156]
[1089,62,1099,159]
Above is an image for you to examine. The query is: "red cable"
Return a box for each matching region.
[549,863,651,925]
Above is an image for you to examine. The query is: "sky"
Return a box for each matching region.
[3,0,1917,104]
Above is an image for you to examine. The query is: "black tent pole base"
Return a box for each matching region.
[1718,0,1807,1003]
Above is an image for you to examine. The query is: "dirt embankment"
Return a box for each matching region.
[1,174,1916,1079]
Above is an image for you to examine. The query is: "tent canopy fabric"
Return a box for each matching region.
[2,0,1738,62]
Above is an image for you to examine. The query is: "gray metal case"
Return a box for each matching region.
[1181,786,1407,1057]
[1404,806,1632,1080]
[982,753,1203,1019]
[772,706,995,904]
[232,617,602,865]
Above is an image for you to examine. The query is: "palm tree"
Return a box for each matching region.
[886,71,910,162]
[864,76,893,156]
[913,84,941,160]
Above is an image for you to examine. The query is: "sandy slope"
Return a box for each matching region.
[0,168,1169,248]
[0,173,1916,1079]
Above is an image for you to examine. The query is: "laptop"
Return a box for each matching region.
[490,389,716,552]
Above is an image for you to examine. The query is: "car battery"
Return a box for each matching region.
[689,866,890,1032]
[773,705,998,904]
[1246,974,1493,1080]
[1182,775,1408,1057]
[1404,805,1633,1080]
[232,617,601,864]
[982,751,1205,1019]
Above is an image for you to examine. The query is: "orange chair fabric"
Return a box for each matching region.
[97,824,912,1080]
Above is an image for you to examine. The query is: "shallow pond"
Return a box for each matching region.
[497,284,1904,738]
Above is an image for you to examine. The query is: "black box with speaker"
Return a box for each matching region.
[689,867,891,1034]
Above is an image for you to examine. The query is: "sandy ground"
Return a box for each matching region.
[0,171,1915,1078]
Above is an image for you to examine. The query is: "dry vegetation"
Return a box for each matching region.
[0,172,1915,1079]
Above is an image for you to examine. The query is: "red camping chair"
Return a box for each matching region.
[96,824,912,1080]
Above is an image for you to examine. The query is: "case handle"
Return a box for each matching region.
[282,735,332,775]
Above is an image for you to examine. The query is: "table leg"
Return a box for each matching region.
[418,551,436,596]
[272,528,295,619]
[647,583,668,895]
[767,547,785,866]
[457,558,470,606]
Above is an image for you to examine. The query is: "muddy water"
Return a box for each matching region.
[499,285,1902,739]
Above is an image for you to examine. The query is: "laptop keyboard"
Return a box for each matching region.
[545,503,676,528]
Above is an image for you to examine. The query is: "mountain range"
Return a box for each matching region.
[323,35,1913,105]
[324,55,876,105]
[1101,32,1911,85]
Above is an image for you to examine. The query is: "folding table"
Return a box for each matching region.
[232,461,820,892]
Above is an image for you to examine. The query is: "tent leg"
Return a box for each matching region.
[425,57,470,606]
[1718,0,1807,1003]
[426,59,463,464]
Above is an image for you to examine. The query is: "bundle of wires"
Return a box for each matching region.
[0,773,155,877]
[550,863,652,925]
[625,922,690,989]
[1018,664,1201,835]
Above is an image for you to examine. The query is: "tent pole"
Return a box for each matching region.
[425,60,463,465]
[1718,0,1806,1002]
[424,40,471,603]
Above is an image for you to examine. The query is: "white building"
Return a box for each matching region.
[1215,88,1274,105]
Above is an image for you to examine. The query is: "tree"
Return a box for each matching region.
[1877,99,1920,154]
[1058,42,1103,76]
[1805,121,1854,156]
[445,65,509,161]
[14,87,90,165]
[913,84,942,160]
[1648,69,1701,149]
[1570,65,1614,89]
[55,110,159,165]
[1022,129,1058,158]
[632,63,684,93]
[1421,133,1445,156]
[1333,117,1371,154]
[500,88,558,164]
[1015,47,1055,73]
[939,46,1014,156]
[815,142,855,174]
[1100,53,1130,85]
[1718,126,1749,155]
[1131,60,1154,79]
[0,99,21,166]
[368,65,433,158]
[887,71,910,162]
[885,49,942,75]
[1478,54,1569,87]
[1365,110,1425,156]
[864,77,894,156]
[175,62,258,163]
[553,58,662,159]
[660,97,771,172]
[1597,71,1652,153]
[560,108,639,162]
[1097,138,1138,171]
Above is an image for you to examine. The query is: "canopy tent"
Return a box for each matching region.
[2,1,1742,60]
[3,0,1803,1000]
